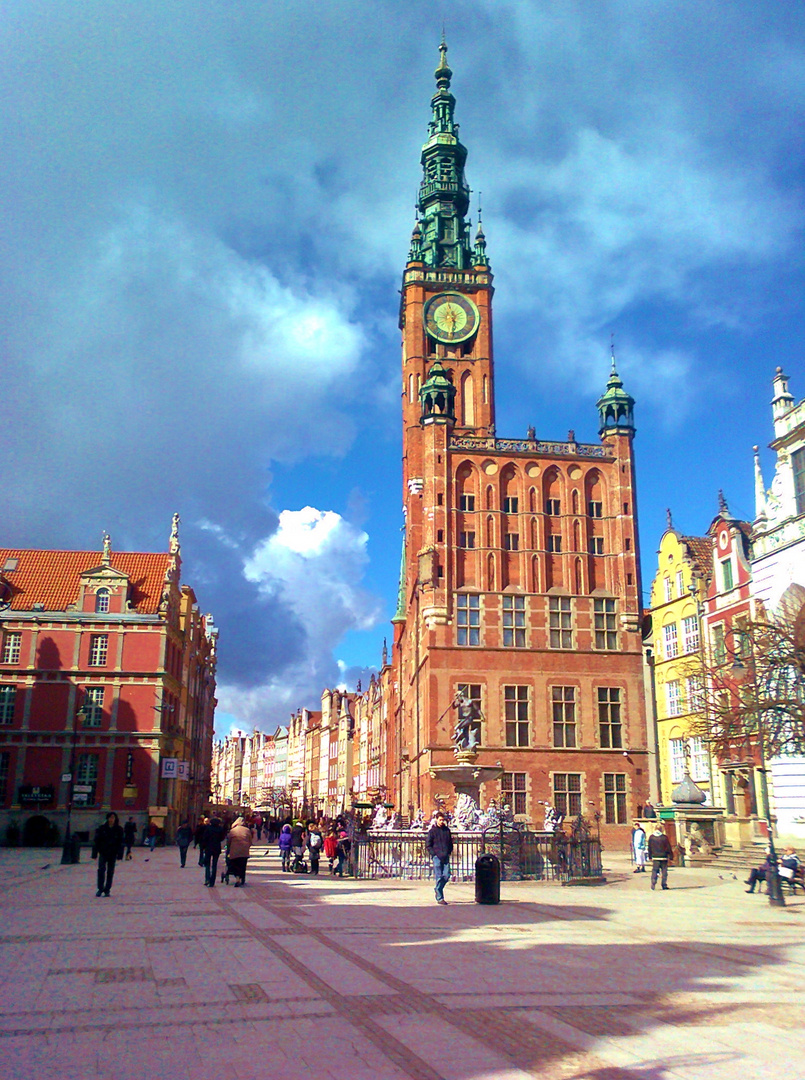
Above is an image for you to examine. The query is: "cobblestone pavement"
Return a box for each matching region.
[0,845,803,1079]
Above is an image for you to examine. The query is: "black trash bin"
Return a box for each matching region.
[69,836,81,864]
[475,853,501,905]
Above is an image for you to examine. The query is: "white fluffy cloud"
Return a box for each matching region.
[214,508,382,727]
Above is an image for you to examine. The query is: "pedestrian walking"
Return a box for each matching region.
[146,820,159,852]
[290,820,307,872]
[307,821,323,876]
[333,828,350,877]
[92,812,124,897]
[647,825,673,890]
[426,810,453,905]
[278,823,293,871]
[226,817,253,887]
[201,816,225,887]
[176,820,192,868]
[122,817,137,861]
[631,821,647,873]
[323,827,338,874]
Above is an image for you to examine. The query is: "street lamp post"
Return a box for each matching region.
[732,657,785,907]
[60,705,86,865]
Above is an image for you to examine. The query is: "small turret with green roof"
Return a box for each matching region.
[597,352,635,437]
[419,361,456,425]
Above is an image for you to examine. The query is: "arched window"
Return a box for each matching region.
[460,371,475,427]
[95,589,110,614]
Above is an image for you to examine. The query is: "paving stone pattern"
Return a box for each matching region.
[0,846,803,1079]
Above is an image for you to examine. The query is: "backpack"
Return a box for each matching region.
[309,832,322,850]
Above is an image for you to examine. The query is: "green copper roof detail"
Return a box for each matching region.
[596,354,635,435]
[416,40,476,270]
[392,533,407,623]
[420,360,456,424]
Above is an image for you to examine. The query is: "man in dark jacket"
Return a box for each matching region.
[122,817,137,861]
[93,812,124,897]
[175,820,193,868]
[426,811,454,905]
[647,825,673,891]
[201,816,225,887]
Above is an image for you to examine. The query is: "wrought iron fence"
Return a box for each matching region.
[351,827,602,883]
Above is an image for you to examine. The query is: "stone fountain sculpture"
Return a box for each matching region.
[428,694,503,826]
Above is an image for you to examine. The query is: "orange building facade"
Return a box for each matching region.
[386,45,650,842]
[0,518,217,842]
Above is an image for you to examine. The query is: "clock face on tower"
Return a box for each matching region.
[424,292,480,344]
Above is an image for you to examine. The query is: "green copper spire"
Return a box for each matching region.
[597,351,635,436]
[416,40,474,269]
[392,534,407,623]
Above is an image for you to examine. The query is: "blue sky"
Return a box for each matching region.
[2,1,804,734]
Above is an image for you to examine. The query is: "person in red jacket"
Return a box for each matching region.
[323,827,338,874]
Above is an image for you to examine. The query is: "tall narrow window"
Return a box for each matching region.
[456,594,480,646]
[1,633,21,665]
[603,773,628,824]
[689,737,709,782]
[594,598,617,650]
[663,623,679,660]
[95,589,110,614]
[666,680,682,717]
[669,738,686,783]
[549,597,572,648]
[84,686,104,727]
[711,624,726,665]
[504,685,529,746]
[682,615,700,653]
[721,559,734,591]
[552,686,576,748]
[664,577,672,602]
[501,771,527,815]
[88,634,109,667]
[686,675,703,712]
[794,447,805,515]
[676,571,684,596]
[0,686,16,724]
[76,752,100,805]
[553,773,582,818]
[502,595,526,647]
[598,687,623,747]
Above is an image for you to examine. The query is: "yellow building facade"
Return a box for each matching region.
[649,528,718,805]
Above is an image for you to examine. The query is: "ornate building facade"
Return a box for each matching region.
[0,518,217,841]
[752,368,805,836]
[386,45,650,841]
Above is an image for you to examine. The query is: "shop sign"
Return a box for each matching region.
[18,785,54,805]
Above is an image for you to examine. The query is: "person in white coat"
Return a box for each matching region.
[632,821,647,873]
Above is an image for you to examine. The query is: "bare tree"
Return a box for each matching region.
[693,612,805,762]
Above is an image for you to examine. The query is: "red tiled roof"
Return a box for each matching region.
[0,549,171,614]
[680,536,713,580]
